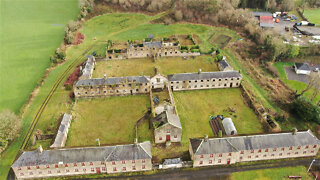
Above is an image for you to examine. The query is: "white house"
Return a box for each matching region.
[295,63,311,75]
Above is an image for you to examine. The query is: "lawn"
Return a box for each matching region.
[304,9,320,25]
[92,55,219,78]
[174,88,263,148]
[232,166,312,180]
[0,0,79,113]
[66,95,150,147]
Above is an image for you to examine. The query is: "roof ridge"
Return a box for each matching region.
[104,146,117,161]
[139,142,152,158]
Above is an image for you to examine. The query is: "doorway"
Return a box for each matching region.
[166,135,170,141]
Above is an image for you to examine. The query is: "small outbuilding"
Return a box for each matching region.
[222,118,237,136]
[218,57,233,71]
[295,63,311,75]
[50,113,72,148]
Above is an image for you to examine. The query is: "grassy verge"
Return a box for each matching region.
[231,166,312,180]
[304,9,320,25]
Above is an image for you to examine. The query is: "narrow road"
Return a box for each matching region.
[81,158,319,180]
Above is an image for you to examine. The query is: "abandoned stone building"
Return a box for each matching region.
[12,141,152,179]
[150,74,168,90]
[79,56,96,80]
[73,76,150,98]
[167,71,242,91]
[50,113,72,148]
[189,130,320,167]
[153,105,182,144]
[106,41,200,60]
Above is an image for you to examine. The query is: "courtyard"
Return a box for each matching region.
[66,95,150,147]
[92,55,219,78]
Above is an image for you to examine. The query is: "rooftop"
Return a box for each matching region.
[219,59,232,70]
[295,63,311,71]
[167,71,242,82]
[190,130,320,155]
[50,113,72,148]
[259,16,274,28]
[75,76,150,86]
[12,141,151,167]
[252,11,273,17]
[153,106,182,129]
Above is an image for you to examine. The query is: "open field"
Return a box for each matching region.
[0,0,79,113]
[232,166,312,180]
[92,55,218,78]
[174,88,262,146]
[304,9,320,25]
[66,95,150,146]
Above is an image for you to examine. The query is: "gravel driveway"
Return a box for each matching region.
[284,66,309,84]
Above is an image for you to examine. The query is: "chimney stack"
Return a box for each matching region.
[104,74,107,79]
[293,128,298,135]
[198,69,202,74]
[204,134,208,142]
[38,145,43,154]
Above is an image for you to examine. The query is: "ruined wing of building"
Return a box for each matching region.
[189,130,320,167]
[12,141,152,179]
[106,41,200,60]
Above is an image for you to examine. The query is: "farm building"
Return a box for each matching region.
[189,130,320,167]
[218,57,233,71]
[73,76,150,98]
[12,141,152,179]
[295,63,311,75]
[168,71,242,91]
[79,56,96,80]
[252,12,274,28]
[153,105,182,144]
[222,118,237,136]
[50,113,72,148]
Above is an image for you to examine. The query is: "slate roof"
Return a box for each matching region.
[153,106,182,129]
[295,63,311,71]
[219,59,233,70]
[75,76,150,86]
[12,142,151,167]
[144,41,162,48]
[167,71,241,82]
[106,141,152,161]
[81,56,95,79]
[252,11,273,17]
[163,158,182,165]
[190,130,320,155]
[50,113,72,148]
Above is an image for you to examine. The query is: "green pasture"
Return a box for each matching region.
[304,9,320,25]
[0,0,79,113]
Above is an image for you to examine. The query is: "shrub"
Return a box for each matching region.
[291,96,320,124]
[215,54,223,61]
[65,84,73,90]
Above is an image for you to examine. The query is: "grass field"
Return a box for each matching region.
[66,95,150,146]
[0,0,79,113]
[174,88,263,147]
[232,166,312,180]
[304,9,320,25]
[92,55,219,78]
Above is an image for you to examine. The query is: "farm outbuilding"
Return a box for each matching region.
[222,118,237,136]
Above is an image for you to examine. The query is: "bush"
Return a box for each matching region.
[65,84,73,90]
[291,96,320,124]
[215,54,223,61]
[180,46,188,50]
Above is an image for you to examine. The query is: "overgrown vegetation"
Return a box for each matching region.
[0,110,22,153]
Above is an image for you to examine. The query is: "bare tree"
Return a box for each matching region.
[298,73,320,97]
[0,110,22,152]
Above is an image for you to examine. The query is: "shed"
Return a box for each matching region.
[161,158,183,169]
[222,118,237,136]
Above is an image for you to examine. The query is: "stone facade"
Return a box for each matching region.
[189,130,320,167]
[153,106,182,144]
[150,74,168,89]
[12,142,152,179]
[168,71,242,91]
[50,113,72,148]
[79,56,96,80]
[106,41,200,60]
[74,76,150,98]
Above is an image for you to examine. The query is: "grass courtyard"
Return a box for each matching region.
[231,166,312,180]
[66,95,150,147]
[92,55,219,78]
